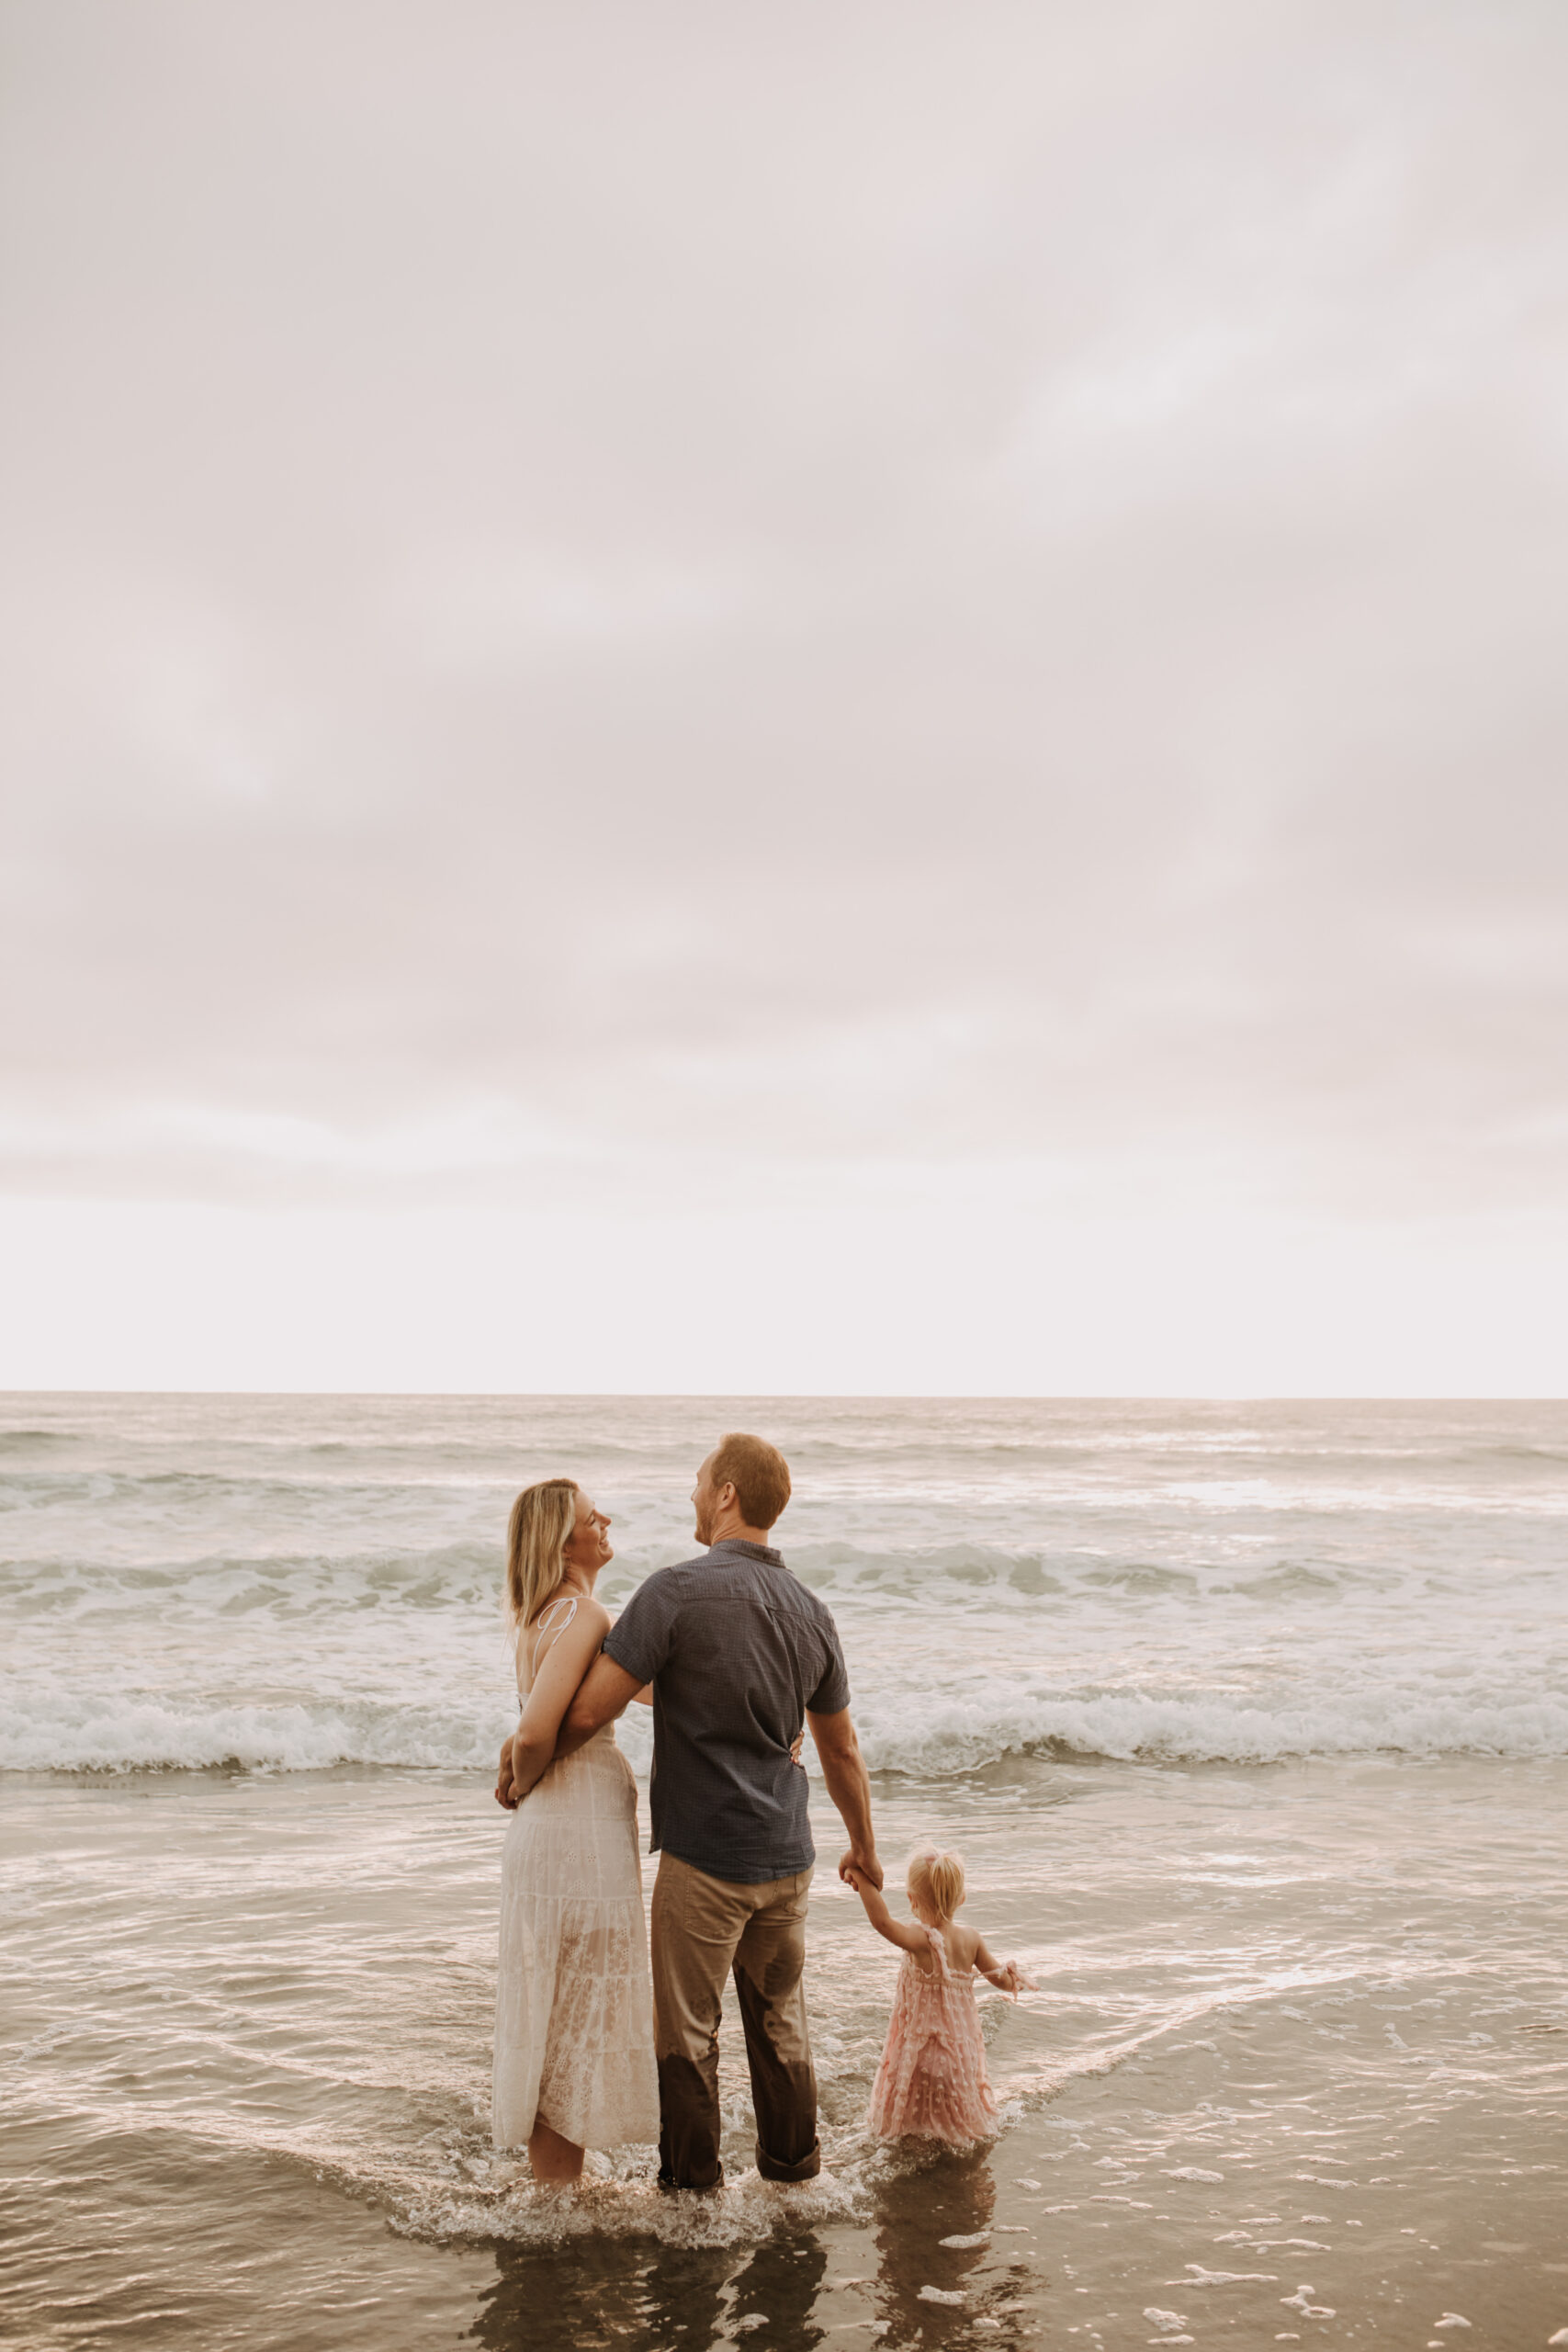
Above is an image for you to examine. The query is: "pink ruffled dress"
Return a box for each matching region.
[866,1925,1000,2145]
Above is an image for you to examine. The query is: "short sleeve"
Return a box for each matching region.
[603,1570,680,1687]
[805,1620,851,1715]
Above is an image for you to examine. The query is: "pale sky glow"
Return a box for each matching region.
[3,2,1566,1392]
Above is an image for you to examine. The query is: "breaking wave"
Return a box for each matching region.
[5,1673,1564,1777]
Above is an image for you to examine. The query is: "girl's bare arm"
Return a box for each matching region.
[972,1932,1035,1994]
[844,1867,932,1957]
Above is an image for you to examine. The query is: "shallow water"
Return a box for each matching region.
[2,1396,1566,2349]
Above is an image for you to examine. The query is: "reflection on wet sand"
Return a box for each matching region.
[870,2149,1008,2345]
[472,2223,829,2352]
[469,2153,1025,2351]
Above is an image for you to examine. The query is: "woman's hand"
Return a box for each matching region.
[495,1735,519,1810]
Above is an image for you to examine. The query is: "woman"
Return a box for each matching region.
[491,1478,660,2182]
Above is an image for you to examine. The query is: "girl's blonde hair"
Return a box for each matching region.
[504,1477,580,1636]
[908,1846,965,1920]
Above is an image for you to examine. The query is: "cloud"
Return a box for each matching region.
[2,1,1566,1380]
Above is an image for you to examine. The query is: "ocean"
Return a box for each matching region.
[2,1394,1564,2352]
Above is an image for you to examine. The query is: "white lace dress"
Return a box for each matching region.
[491,1600,660,2153]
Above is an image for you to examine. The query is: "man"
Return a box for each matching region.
[533,1431,881,2189]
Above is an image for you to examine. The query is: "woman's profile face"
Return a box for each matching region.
[562,1490,614,1575]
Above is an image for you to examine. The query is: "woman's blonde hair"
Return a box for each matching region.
[908,1846,965,1920]
[504,1477,580,1636]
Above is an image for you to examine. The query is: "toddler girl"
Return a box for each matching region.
[845,1847,1035,2145]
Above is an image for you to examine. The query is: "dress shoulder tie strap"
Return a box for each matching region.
[525,1592,580,1690]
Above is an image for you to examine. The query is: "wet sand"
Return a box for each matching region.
[3,1756,1564,2352]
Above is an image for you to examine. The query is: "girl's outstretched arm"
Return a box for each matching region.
[971,1934,1038,1996]
[844,1865,931,1955]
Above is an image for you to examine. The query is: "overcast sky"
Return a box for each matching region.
[3,1,1566,1391]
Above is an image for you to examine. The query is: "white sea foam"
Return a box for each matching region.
[853,1684,1568,1770]
[396,2162,868,2250]
[0,1690,499,1775]
[5,1668,1565,1775]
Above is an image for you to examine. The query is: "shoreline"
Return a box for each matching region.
[4,1754,1564,2349]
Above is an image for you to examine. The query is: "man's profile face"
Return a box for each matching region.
[691,1453,718,1545]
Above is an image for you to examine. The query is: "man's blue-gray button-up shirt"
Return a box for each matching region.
[603,1537,852,1885]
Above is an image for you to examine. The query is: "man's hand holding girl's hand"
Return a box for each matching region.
[840,1850,883,1891]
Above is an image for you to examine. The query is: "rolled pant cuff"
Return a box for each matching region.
[754,2135,821,2183]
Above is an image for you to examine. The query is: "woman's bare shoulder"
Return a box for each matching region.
[525,1592,611,1641]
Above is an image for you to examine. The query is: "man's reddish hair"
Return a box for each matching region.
[710,1432,792,1531]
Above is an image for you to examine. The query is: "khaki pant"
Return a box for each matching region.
[649,1849,819,2189]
